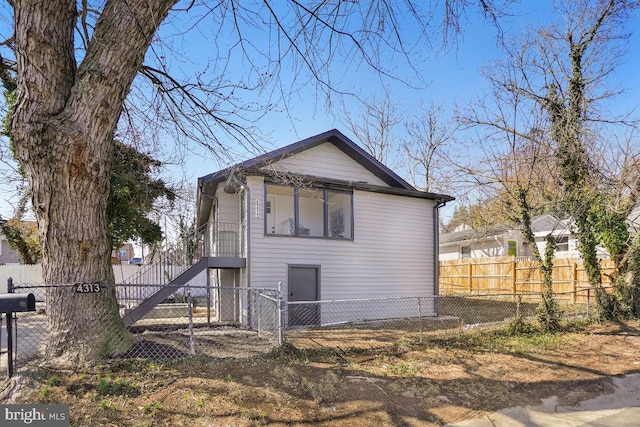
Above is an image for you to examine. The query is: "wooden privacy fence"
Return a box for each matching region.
[439,256,615,302]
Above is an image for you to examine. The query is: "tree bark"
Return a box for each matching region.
[11,0,176,364]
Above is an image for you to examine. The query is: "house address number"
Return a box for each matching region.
[75,283,101,293]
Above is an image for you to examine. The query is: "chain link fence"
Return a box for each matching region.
[0,283,281,379]
[282,289,597,349]
[1,281,599,380]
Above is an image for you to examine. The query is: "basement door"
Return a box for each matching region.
[288,265,320,327]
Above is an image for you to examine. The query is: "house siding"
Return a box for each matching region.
[0,239,20,264]
[201,136,445,324]
[247,176,436,316]
[216,191,240,224]
[439,232,529,260]
[264,142,390,186]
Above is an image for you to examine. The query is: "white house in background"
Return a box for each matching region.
[439,214,604,261]
[196,129,454,326]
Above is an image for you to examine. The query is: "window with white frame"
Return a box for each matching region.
[265,183,353,239]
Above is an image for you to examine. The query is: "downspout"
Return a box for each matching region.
[433,198,448,297]
[235,178,251,290]
[238,180,252,328]
[224,174,251,326]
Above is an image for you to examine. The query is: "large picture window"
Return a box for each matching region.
[265,184,353,239]
[327,191,352,238]
[298,188,324,237]
[265,185,294,235]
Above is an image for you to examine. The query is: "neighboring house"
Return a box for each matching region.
[439,214,597,261]
[112,243,135,264]
[440,223,526,261]
[195,129,454,326]
[628,206,640,234]
[0,230,21,264]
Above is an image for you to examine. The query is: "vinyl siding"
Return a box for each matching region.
[203,145,440,323]
[0,239,20,264]
[216,191,239,223]
[247,176,436,304]
[264,142,389,186]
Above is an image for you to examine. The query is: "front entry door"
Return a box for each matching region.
[288,265,320,327]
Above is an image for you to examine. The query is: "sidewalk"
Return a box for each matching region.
[447,373,640,427]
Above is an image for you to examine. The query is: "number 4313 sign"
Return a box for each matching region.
[75,283,101,293]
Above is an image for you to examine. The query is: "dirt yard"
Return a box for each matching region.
[3,320,640,426]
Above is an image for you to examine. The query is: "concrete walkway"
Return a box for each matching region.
[447,373,640,427]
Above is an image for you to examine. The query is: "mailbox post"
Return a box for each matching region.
[0,292,36,378]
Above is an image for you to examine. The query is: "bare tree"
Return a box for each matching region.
[0,188,41,264]
[461,76,564,329]
[464,0,640,317]
[340,88,402,164]
[1,0,512,364]
[402,101,459,193]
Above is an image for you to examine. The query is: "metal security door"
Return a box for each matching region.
[288,266,320,327]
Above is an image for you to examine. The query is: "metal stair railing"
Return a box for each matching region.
[121,257,211,327]
[116,224,206,319]
[122,224,208,287]
[116,222,243,326]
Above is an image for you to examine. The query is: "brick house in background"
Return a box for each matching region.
[112,243,135,264]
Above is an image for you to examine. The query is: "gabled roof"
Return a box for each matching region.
[199,129,413,190]
[440,215,572,246]
[197,129,454,226]
[439,223,513,246]
[530,214,572,236]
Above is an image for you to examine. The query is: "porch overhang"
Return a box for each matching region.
[206,256,246,269]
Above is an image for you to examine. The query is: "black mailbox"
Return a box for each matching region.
[0,293,36,312]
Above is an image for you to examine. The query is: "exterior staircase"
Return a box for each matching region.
[117,222,245,327]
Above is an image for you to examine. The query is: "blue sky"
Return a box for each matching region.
[154,0,639,221]
[154,3,508,183]
[0,1,639,222]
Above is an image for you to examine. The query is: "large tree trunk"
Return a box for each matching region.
[11,0,176,364]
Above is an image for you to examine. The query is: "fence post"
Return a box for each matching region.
[586,288,591,318]
[572,261,578,304]
[467,261,473,294]
[187,290,195,355]
[417,297,423,344]
[512,258,517,299]
[6,277,14,378]
[277,282,285,345]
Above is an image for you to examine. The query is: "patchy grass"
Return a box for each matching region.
[6,320,640,427]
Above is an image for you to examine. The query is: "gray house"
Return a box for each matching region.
[439,214,607,261]
[120,129,454,328]
[0,229,21,264]
[196,129,454,326]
